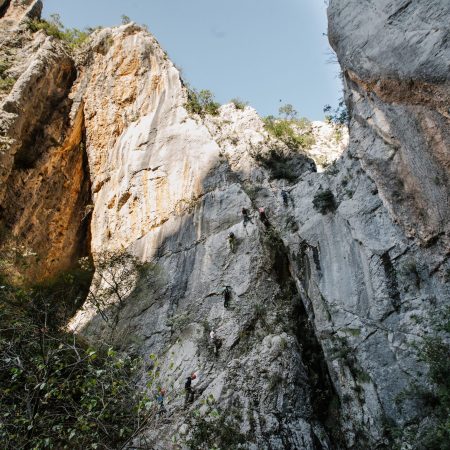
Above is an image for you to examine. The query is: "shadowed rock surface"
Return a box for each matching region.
[0,0,449,448]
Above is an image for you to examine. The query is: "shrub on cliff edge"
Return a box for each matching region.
[28,13,90,49]
[186,88,220,116]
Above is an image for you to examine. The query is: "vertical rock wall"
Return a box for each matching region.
[69,25,347,448]
[1,0,448,448]
[69,5,449,446]
[0,0,91,279]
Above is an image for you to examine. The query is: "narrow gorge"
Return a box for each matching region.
[0,1,449,449]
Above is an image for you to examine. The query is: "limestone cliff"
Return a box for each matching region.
[1,0,449,449]
[0,0,90,279]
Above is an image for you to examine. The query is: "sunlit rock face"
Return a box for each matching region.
[70,25,344,449]
[71,10,449,447]
[2,0,449,448]
[74,25,221,256]
[0,0,90,279]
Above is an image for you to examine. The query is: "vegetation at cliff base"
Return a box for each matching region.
[0,252,157,449]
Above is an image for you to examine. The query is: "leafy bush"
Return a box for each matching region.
[0,77,16,93]
[28,14,90,49]
[184,397,246,449]
[0,277,155,449]
[0,60,15,94]
[186,88,220,116]
[323,98,349,126]
[263,115,315,150]
[312,189,336,214]
[0,60,11,78]
[230,98,248,110]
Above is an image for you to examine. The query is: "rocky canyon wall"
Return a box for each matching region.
[1,0,449,449]
[0,0,91,279]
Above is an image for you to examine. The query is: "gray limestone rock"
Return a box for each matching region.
[1,0,448,448]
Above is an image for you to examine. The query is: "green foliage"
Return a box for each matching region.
[0,76,16,93]
[278,103,297,120]
[314,154,331,169]
[0,234,41,284]
[398,257,420,288]
[323,98,349,126]
[28,14,90,49]
[312,189,336,214]
[242,182,264,203]
[342,328,361,337]
[83,251,146,327]
[184,398,246,450]
[121,14,131,25]
[0,59,15,93]
[0,60,11,78]
[230,98,248,110]
[166,312,191,340]
[0,280,154,449]
[186,88,220,116]
[263,115,315,150]
[355,369,371,383]
[332,125,345,144]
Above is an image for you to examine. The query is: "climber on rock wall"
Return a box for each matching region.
[156,387,166,415]
[258,207,271,228]
[184,373,196,405]
[209,329,221,355]
[281,190,289,206]
[241,207,253,227]
[222,285,231,308]
[228,231,236,252]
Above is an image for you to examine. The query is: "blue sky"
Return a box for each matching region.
[43,0,342,120]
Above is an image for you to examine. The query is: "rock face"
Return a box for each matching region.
[0,0,90,279]
[69,25,345,448]
[1,0,449,448]
[328,0,450,246]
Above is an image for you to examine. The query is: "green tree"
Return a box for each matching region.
[82,250,146,327]
[186,87,220,116]
[323,98,349,125]
[121,14,131,25]
[0,261,159,449]
[278,103,297,120]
